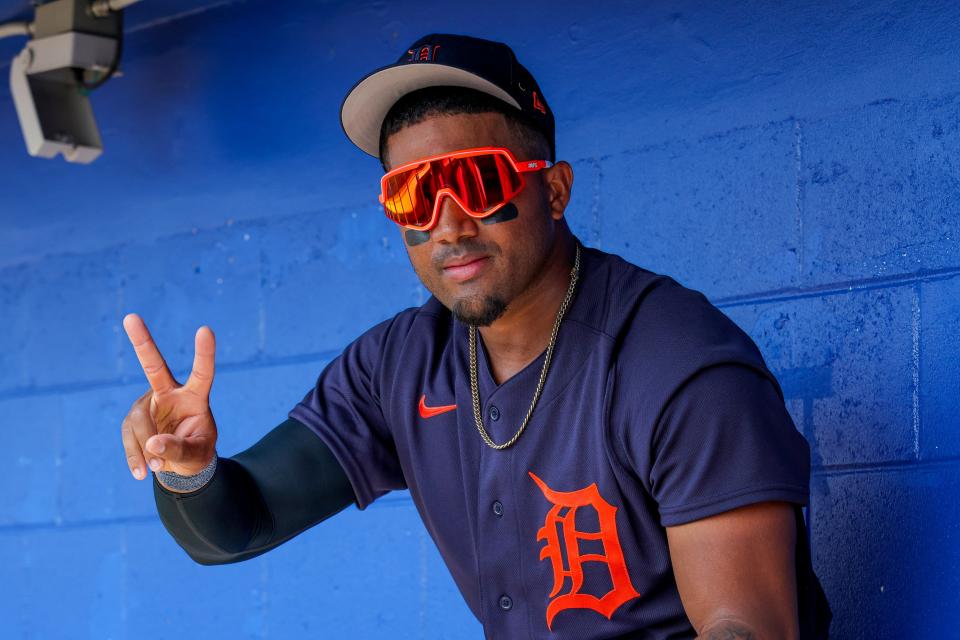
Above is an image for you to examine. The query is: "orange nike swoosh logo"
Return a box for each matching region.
[419,394,457,419]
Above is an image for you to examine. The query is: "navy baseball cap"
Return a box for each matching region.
[340,33,556,161]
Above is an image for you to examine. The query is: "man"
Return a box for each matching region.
[119,33,831,639]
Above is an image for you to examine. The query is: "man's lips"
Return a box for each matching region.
[441,255,490,282]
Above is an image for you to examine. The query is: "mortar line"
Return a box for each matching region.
[419,530,429,639]
[0,199,373,272]
[260,552,270,640]
[0,491,413,534]
[812,454,960,477]
[713,266,960,308]
[793,119,805,282]
[255,222,268,356]
[125,0,248,34]
[121,520,129,637]
[590,157,603,247]
[912,283,921,459]
[0,349,343,400]
[0,513,157,535]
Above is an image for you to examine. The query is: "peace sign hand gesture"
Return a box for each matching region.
[120,313,218,485]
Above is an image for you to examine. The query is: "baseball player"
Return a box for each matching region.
[119,33,831,639]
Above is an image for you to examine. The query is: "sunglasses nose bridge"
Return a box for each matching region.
[429,188,482,235]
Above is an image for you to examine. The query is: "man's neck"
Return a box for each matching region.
[477,234,577,385]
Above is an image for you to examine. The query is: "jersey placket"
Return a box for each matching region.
[472,334,544,639]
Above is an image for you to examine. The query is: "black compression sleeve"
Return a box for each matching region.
[152,417,356,565]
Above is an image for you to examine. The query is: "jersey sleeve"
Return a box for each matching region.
[636,362,811,527]
[288,316,407,510]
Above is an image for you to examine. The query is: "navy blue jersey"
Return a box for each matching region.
[289,244,830,638]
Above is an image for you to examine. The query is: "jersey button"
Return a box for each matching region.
[489,405,501,421]
[492,500,504,517]
[499,594,513,611]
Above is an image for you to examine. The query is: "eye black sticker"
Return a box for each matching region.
[404,203,519,246]
[404,228,431,246]
[481,203,519,225]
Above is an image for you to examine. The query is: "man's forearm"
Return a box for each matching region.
[153,455,274,564]
[153,418,356,565]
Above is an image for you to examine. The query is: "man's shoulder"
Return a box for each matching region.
[583,246,779,399]
[580,246,744,344]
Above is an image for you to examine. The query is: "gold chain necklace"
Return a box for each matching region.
[469,242,581,450]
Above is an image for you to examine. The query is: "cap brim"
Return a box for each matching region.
[340,62,521,160]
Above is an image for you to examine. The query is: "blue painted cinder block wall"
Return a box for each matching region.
[1,1,957,637]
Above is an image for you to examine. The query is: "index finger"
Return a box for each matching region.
[122,313,178,393]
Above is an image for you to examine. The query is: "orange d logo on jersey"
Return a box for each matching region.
[529,471,641,630]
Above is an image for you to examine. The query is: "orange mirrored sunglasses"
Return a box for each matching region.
[378,146,552,231]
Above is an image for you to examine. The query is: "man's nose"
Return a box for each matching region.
[430,191,479,243]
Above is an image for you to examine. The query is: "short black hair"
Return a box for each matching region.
[378,85,555,172]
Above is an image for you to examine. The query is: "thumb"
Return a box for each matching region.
[145,433,213,474]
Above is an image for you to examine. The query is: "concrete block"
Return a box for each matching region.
[262,499,479,637]
[723,284,916,468]
[60,384,158,522]
[0,530,30,633]
[211,359,329,455]
[810,464,960,639]
[421,524,484,637]
[0,394,62,526]
[800,95,960,285]
[597,119,801,299]
[566,157,602,247]
[1,525,125,639]
[125,520,266,639]
[260,207,424,358]
[119,223,261,379]
[0,249,122,392]
[919,274,960,460]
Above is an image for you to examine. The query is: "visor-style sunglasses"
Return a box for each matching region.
[378,146,552,231]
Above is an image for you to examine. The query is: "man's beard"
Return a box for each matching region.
[452,294,508,327]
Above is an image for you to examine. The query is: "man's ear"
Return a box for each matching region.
[545,161,574,221]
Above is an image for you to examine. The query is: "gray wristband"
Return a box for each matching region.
[157,453,218,493]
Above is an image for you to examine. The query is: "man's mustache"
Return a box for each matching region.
[432,239,501,271]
